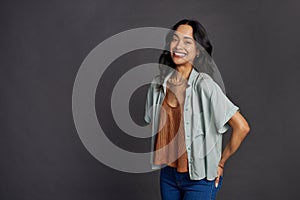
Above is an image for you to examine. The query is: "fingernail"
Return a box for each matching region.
[215,182,218,188]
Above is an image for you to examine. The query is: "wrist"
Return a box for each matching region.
[218,160,225,168]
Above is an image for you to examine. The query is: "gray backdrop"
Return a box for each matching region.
[1,0,299,199]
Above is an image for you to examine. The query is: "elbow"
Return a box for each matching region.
[233,122,250,137]
[241,123,250,136]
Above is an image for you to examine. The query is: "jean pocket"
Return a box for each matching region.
[217,175,223,189]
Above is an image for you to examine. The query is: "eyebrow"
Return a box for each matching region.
[173,33,193,40]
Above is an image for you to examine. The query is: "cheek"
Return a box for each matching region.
[187,47,196,56]
[169,43,176,51]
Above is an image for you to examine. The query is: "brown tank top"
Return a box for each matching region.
[153,81,188,173]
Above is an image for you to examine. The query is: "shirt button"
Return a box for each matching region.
[185,108,188,111]
[186,122,189,125]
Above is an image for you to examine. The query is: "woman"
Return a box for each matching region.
[144,19,250,200]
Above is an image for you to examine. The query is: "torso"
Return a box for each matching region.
[166,77,188,107]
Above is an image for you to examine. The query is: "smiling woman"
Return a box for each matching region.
[144,19,250,200]
[170,25,199,67]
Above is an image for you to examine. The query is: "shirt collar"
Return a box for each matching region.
[162,67,199,94]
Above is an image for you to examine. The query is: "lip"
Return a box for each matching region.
[173,50,187,54]
[172,51,187,58]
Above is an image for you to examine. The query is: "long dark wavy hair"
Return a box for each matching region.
[157,19,214,90]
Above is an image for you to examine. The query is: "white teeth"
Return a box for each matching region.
[174,52,186,57]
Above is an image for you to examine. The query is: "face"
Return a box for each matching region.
[170,24,199,66]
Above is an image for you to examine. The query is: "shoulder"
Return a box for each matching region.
[193,72,216,97]
[152,75,161,84]
[147,75,161,93]
[195,72,215,85]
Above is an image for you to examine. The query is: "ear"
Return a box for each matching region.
[196,48,200,56]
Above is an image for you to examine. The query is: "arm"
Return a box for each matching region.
[218,110,250,167]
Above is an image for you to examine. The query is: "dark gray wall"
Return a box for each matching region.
[1,0,299,199]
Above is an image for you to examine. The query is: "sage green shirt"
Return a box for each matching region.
[144,67,239,180]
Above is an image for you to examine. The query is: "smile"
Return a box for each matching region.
[173,51,187,58]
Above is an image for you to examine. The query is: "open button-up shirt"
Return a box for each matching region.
[144,67,239,180]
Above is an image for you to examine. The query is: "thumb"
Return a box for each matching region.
[215,176,219,188]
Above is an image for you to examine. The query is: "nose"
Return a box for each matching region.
[174,39,184,50]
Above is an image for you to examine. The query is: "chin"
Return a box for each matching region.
[172,58,189,66]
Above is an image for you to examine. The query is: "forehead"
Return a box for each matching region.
[174,24,194,39]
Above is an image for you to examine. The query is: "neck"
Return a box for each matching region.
[175,64,193,80]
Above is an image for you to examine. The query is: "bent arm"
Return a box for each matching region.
[218,111,250,167]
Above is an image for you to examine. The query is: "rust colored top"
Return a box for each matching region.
[153,81,188,173]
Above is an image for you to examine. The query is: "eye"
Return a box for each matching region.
[184,41,192,45]
[171,37,178,42]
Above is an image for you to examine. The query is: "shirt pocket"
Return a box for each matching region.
[192,112,206,159]
[192,112,205,135]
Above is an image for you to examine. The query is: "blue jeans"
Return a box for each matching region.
[160,166,223,200]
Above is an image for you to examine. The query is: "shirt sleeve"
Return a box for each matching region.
[144,85,152,124]
[209,78,240,134]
